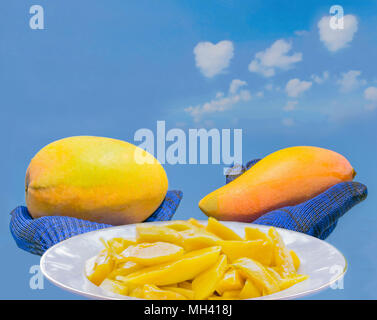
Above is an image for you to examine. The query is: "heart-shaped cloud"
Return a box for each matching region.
[194,40,234,78]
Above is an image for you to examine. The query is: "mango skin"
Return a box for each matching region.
[25,136,168,225]
[199,146,355,222]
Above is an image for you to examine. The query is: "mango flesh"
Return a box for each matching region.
[119,242,184,265]
[206,217,243,240]
[239,279,261,299]
[26,136,168,225]
[199,146,355,222]
[232,257,280,295]
[215,268,244,295]
[141,284,187,300]
[118,246,221,286]
[217,239,273,265]
[192,254,228,300]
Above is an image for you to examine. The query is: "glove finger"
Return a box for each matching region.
[225,159,261,184]
[254,181,367,238]
[10,206,110,256]
[318,220,338,240]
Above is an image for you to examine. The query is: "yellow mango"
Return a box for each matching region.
[119,246,221,286]
[215,268,244,295]
[244,227,270,242]
[206,217,243,240]
[86,249,114,286]
[142,284,187,300]
[119,242,184,266]
[290,250,300,271]
[163,286,194,299]
[25,136,168,225]
[233,258,280,295]
[268,227,296,277]
[217,239,273,265]
[136,224,183,245]
[199,146,355,222]
[179,229,221,251]
[109,261,143,278]
[99,279,128,296]
[192,254,228,300]
[239,279,261,299]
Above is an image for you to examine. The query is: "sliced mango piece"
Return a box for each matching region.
[135,224,183,245]
[163,286,194,299]
[278,274,308,290]
[107,238,136,254]
[109,261,143,278]
[217,239,273,265]
[119,246,221,286]
[179,228,221,251]
[129,286,144,298]
[221,290,241,299]
[188,218,205,229]
[178,281,192,290]
[208,295,238,300]
[100,279,128,296]
[233,257,280,295]
[164,220,194,231]
[268,227,296,277]
[206,217,243,240]
[86,249,114,286]
[215,268,244,295]
[192,254,228,300]
[290,250,300,271]
[266,267,308,291]
[142,284,187,300]
[239,279,261,299]
[119,242,184,266]
[244,227,270,242]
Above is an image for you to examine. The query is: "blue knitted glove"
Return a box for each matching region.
[225,159,367,240]
[10,190,182,256]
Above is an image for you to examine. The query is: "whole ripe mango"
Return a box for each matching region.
[25,136,168,225]
[199,146,355,222]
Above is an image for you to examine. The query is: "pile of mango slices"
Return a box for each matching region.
[86,217,308,300]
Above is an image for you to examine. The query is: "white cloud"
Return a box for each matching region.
[364,87,377,101]
[283,100,298,111]
[318,14,358,52]
[364,86,377,110]
[248,39,302,77]
[337,70,366,92]
[285,78,312,97]
[229,79,247,94]
[311,71,329,84]
[193,40,234,78]
[185,79,251,122]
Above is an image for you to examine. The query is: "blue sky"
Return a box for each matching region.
[1,0,377,299]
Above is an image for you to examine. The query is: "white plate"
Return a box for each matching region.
[40,221,347,300]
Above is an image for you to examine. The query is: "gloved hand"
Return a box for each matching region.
[226,159,368,240]
[10,190,182,256]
